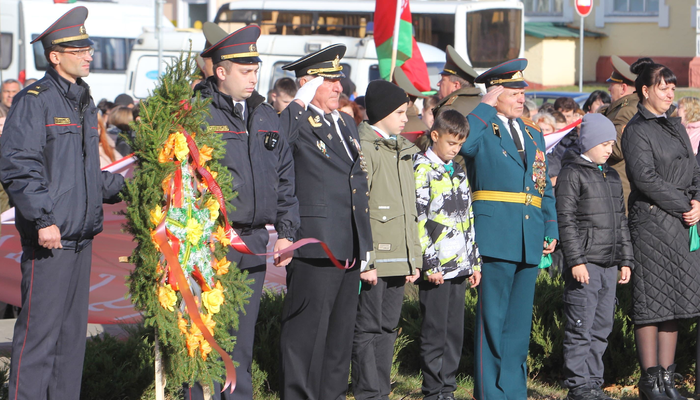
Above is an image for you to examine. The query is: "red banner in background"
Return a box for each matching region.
[0,156,288,324]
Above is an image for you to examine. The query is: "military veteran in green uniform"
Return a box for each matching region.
[599,55,638,203]
[461,59,558,400]
[393,67,428,138]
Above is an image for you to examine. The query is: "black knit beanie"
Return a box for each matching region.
[365,80,409,125]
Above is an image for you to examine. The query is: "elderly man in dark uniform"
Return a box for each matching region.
[278,44,372,400]
[599,55,638,204]
[0,7,125,400]
[461,59,558,400]
[185,25,300,400]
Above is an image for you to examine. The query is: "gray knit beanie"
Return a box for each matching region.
[578,113,617,154]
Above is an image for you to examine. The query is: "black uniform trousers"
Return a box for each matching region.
[351,276,405,400]
[280,257,361,400]
[9,243,93,400]
[185,229,268,400]
[418,276,467,400]
[562,263,617,390]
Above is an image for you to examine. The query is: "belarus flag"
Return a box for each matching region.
[374,0,432,92]
[544,120,581,153]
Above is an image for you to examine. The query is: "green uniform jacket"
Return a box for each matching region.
[359,122,422,277]
[600,92,639,204]
[402,105,428,134]
[463,103,558,265]
[433,86,482,117]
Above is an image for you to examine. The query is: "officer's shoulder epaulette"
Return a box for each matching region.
[26,84,49,96]
[445,95,458,106]
[522,117,541,132]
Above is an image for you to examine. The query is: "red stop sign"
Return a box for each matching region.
[575,0,593,17]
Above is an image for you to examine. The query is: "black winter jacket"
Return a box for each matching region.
[0,68,124,249]
[622,103,700,323]
[196,78,299,252]
[555,148,634,269]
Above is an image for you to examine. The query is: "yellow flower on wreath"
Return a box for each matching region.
[173,132,189,161]
[200,312,216,335]
[199,145,213,164]
[202,281,224,314]
[186,218,204,245]
[214,225,231,247]
[205,197,220,221]
[199,339,212,360]
[158,134,176,163]
[177,313,189,335]
[186,331,201,358]
[214,257,230,276]
[150,206,165,227]
[158,284,178,312]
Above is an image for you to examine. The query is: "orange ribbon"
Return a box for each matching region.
[154,219,237,393]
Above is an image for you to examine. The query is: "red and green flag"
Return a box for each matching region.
[374,0,432,92]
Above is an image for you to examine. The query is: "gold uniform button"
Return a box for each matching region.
[525,215,530,220]
[353,189,357,194]
[525,186,530,191]
[365,208,368,213]
[353,206,356,211]
[350,175,354,179]
[366,191,370,196]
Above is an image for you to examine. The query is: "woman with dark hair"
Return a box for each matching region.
[583,90,611,113]
[622,57,700,400]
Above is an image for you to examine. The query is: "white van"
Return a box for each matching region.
[0,0,173,102]
[124,32,446,100]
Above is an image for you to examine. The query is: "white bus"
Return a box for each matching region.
[213,0,523,72]
[0,0,173,102]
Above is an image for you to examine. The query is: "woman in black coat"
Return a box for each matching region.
[622,58,700,400]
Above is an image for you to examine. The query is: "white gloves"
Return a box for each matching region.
[294,76,324,108]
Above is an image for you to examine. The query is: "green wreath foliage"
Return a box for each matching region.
[122,51,252,388]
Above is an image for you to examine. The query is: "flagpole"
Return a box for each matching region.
[389,0,402,82]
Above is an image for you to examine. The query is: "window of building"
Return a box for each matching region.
[524,0,563,16]
[611,0,659,14]
[0,33,12,70]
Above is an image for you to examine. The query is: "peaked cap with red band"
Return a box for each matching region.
[31,6,93,49]
[475,58,529,89]
[441,45,478,84]
[201,25,261,64]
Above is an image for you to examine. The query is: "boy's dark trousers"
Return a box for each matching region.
[418,276,467,400]
[562,263,618,389]
[351,276,406,400]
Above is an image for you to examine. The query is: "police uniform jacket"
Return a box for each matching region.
[433,87,481,117]
[197,77,299,253]
[463,103,558,265]
[280,101,372,261]
[0,67,124,249]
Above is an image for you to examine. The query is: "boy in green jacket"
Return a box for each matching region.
[351,79,422,400]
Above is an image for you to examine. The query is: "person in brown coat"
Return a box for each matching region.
[600,55,639,205]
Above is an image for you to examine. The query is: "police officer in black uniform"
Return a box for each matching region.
[0,7,125,400]
[278,44,373,400]
[185,25,299,400]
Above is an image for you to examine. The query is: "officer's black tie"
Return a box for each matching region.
[508,119,525,163]
[235,103,244,121]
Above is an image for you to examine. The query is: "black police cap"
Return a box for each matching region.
[475,58,529,89]
[31,6,94,49]
[441,45,478,84]
[282,44,346,79]
[201,25,261,64]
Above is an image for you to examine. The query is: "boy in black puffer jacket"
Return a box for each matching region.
[556,113,634,400]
